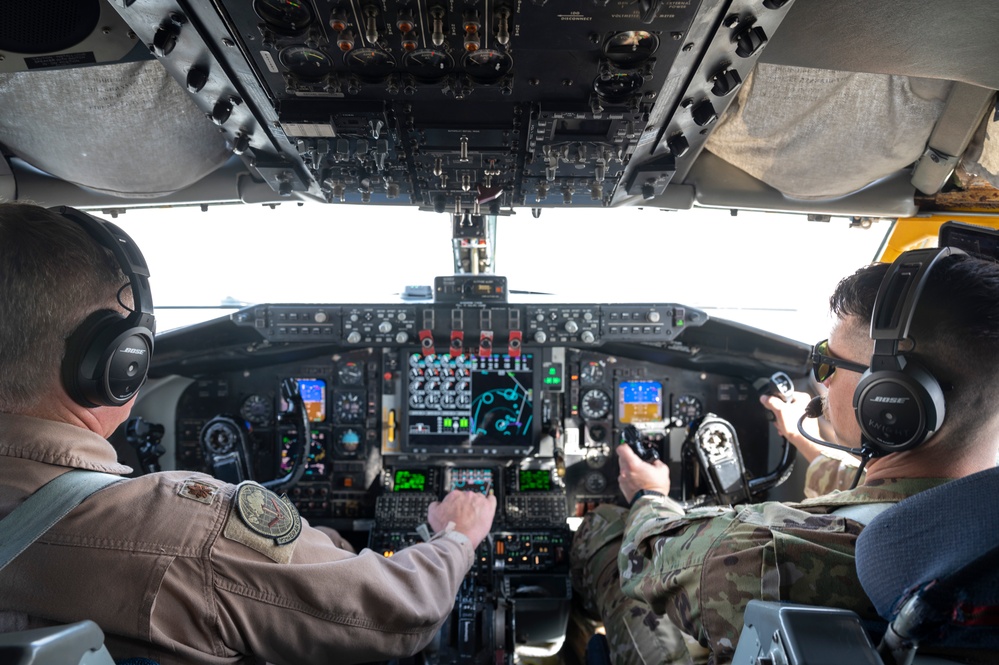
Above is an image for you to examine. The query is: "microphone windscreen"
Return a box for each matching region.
[804,395,824,419]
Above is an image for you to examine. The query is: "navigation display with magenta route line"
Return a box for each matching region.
[404,352,536,453]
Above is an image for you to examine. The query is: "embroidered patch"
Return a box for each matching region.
[234,483,302,546]
[178,478,221,504]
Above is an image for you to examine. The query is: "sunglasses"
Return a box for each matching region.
[811,339,869,383]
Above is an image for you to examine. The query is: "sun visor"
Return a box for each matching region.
[704,63,951,200]
[0,60,230,198]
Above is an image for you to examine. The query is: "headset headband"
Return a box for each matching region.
[50,206,156,336]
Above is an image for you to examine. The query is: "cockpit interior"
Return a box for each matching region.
[1,0,998,663]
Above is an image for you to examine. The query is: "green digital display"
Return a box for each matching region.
[518,469,551,492]
[393,469,427,492]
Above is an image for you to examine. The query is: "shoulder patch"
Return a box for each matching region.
[178,478,221,504]
[222,483,302,563]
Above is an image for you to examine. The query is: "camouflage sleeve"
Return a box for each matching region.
[618,495,870,662]
[804,454,865,497]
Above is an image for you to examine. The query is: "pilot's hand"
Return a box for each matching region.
[617,442,670,504]
[427,489,497,548]
[760,390,810,440]
[759,391,826,463]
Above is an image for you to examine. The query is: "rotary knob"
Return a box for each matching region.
[534,331,548,343]
[581,331,595,343]
[347,331,361,343]
[314,311,329,323]
[647,311,660,323]
[378,321,392,334]
[565,320,579,334]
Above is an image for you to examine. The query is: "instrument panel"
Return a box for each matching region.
[142,299,809,664]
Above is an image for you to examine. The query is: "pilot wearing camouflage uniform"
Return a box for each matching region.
[571,254,999,665]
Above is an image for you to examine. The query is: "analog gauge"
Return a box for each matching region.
[404,48,454,82]
[463,49,513,84]
[603,30,660,68]
[344,48,397,82]
[279,46,333,81]
[583,471,608,494]
[253,0,313,35]
[593,71,644,104]
[587,422,608,443]
[334,390,365,424]
[580,388,611,420]
[240,394,273,426]
[672,394,703,426]
[338,361,364,385]
[335,427,363,455]
[584,443,610,468]
[579,361,604,385]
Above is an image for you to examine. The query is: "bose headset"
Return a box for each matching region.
[852,246,964,455]
[53,206,156,408]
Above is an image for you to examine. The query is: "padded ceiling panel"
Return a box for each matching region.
[760,0,999,89]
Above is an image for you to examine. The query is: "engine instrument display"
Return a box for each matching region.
[279,428,328,478]
[618,380,663,423]
[405,353,536,454]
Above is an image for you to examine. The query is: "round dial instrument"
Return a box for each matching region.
[579,361,604,385]
[253,0,313,35]
[463,49,513,83]
[580,388,611,420]
[344,48,397,82]
[404,48,454,82]
[672,394,703,426]
[338,361,364,385]
[279,45,333,81]
[334,390,365,423]
[593,71,644,104]
[603,30,660,68]
[240,394,273,426]
[335,427,363,455]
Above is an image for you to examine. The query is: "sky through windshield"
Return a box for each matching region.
[112,204,889,343]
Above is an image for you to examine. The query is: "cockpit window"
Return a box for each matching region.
[113,205,889,342]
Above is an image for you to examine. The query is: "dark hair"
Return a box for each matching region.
[0,202,128,411]
[831,253,999,440]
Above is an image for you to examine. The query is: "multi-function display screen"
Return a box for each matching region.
[404,352,536,453]
[278,428,328,478]
[618,380,663,423]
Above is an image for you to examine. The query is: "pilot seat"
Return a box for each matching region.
[733,465,999,664]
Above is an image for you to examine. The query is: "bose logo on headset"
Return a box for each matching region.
[853,246,964,455]
[51,206,156,408]
[870,396,910,404]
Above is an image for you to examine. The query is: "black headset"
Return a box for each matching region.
[53,206,156,408]
[853,246,964,454]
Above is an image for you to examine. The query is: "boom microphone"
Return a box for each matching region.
[796,396,864,456]
[796,396,873,489]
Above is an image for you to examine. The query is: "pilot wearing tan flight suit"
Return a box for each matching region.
[0,202,498,665]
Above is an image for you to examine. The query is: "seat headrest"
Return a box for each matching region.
[855,466,999,650]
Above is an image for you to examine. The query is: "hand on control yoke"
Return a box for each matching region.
[428,489,497,547]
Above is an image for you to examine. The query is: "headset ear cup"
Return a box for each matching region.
[62,309,153,407]
[853,362,945,454]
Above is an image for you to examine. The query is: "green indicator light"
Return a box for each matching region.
[553,377,561,384]
[460,418,469,427]
[677,320,684,326]
[549,367,557,375]
[443,418,453,427]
